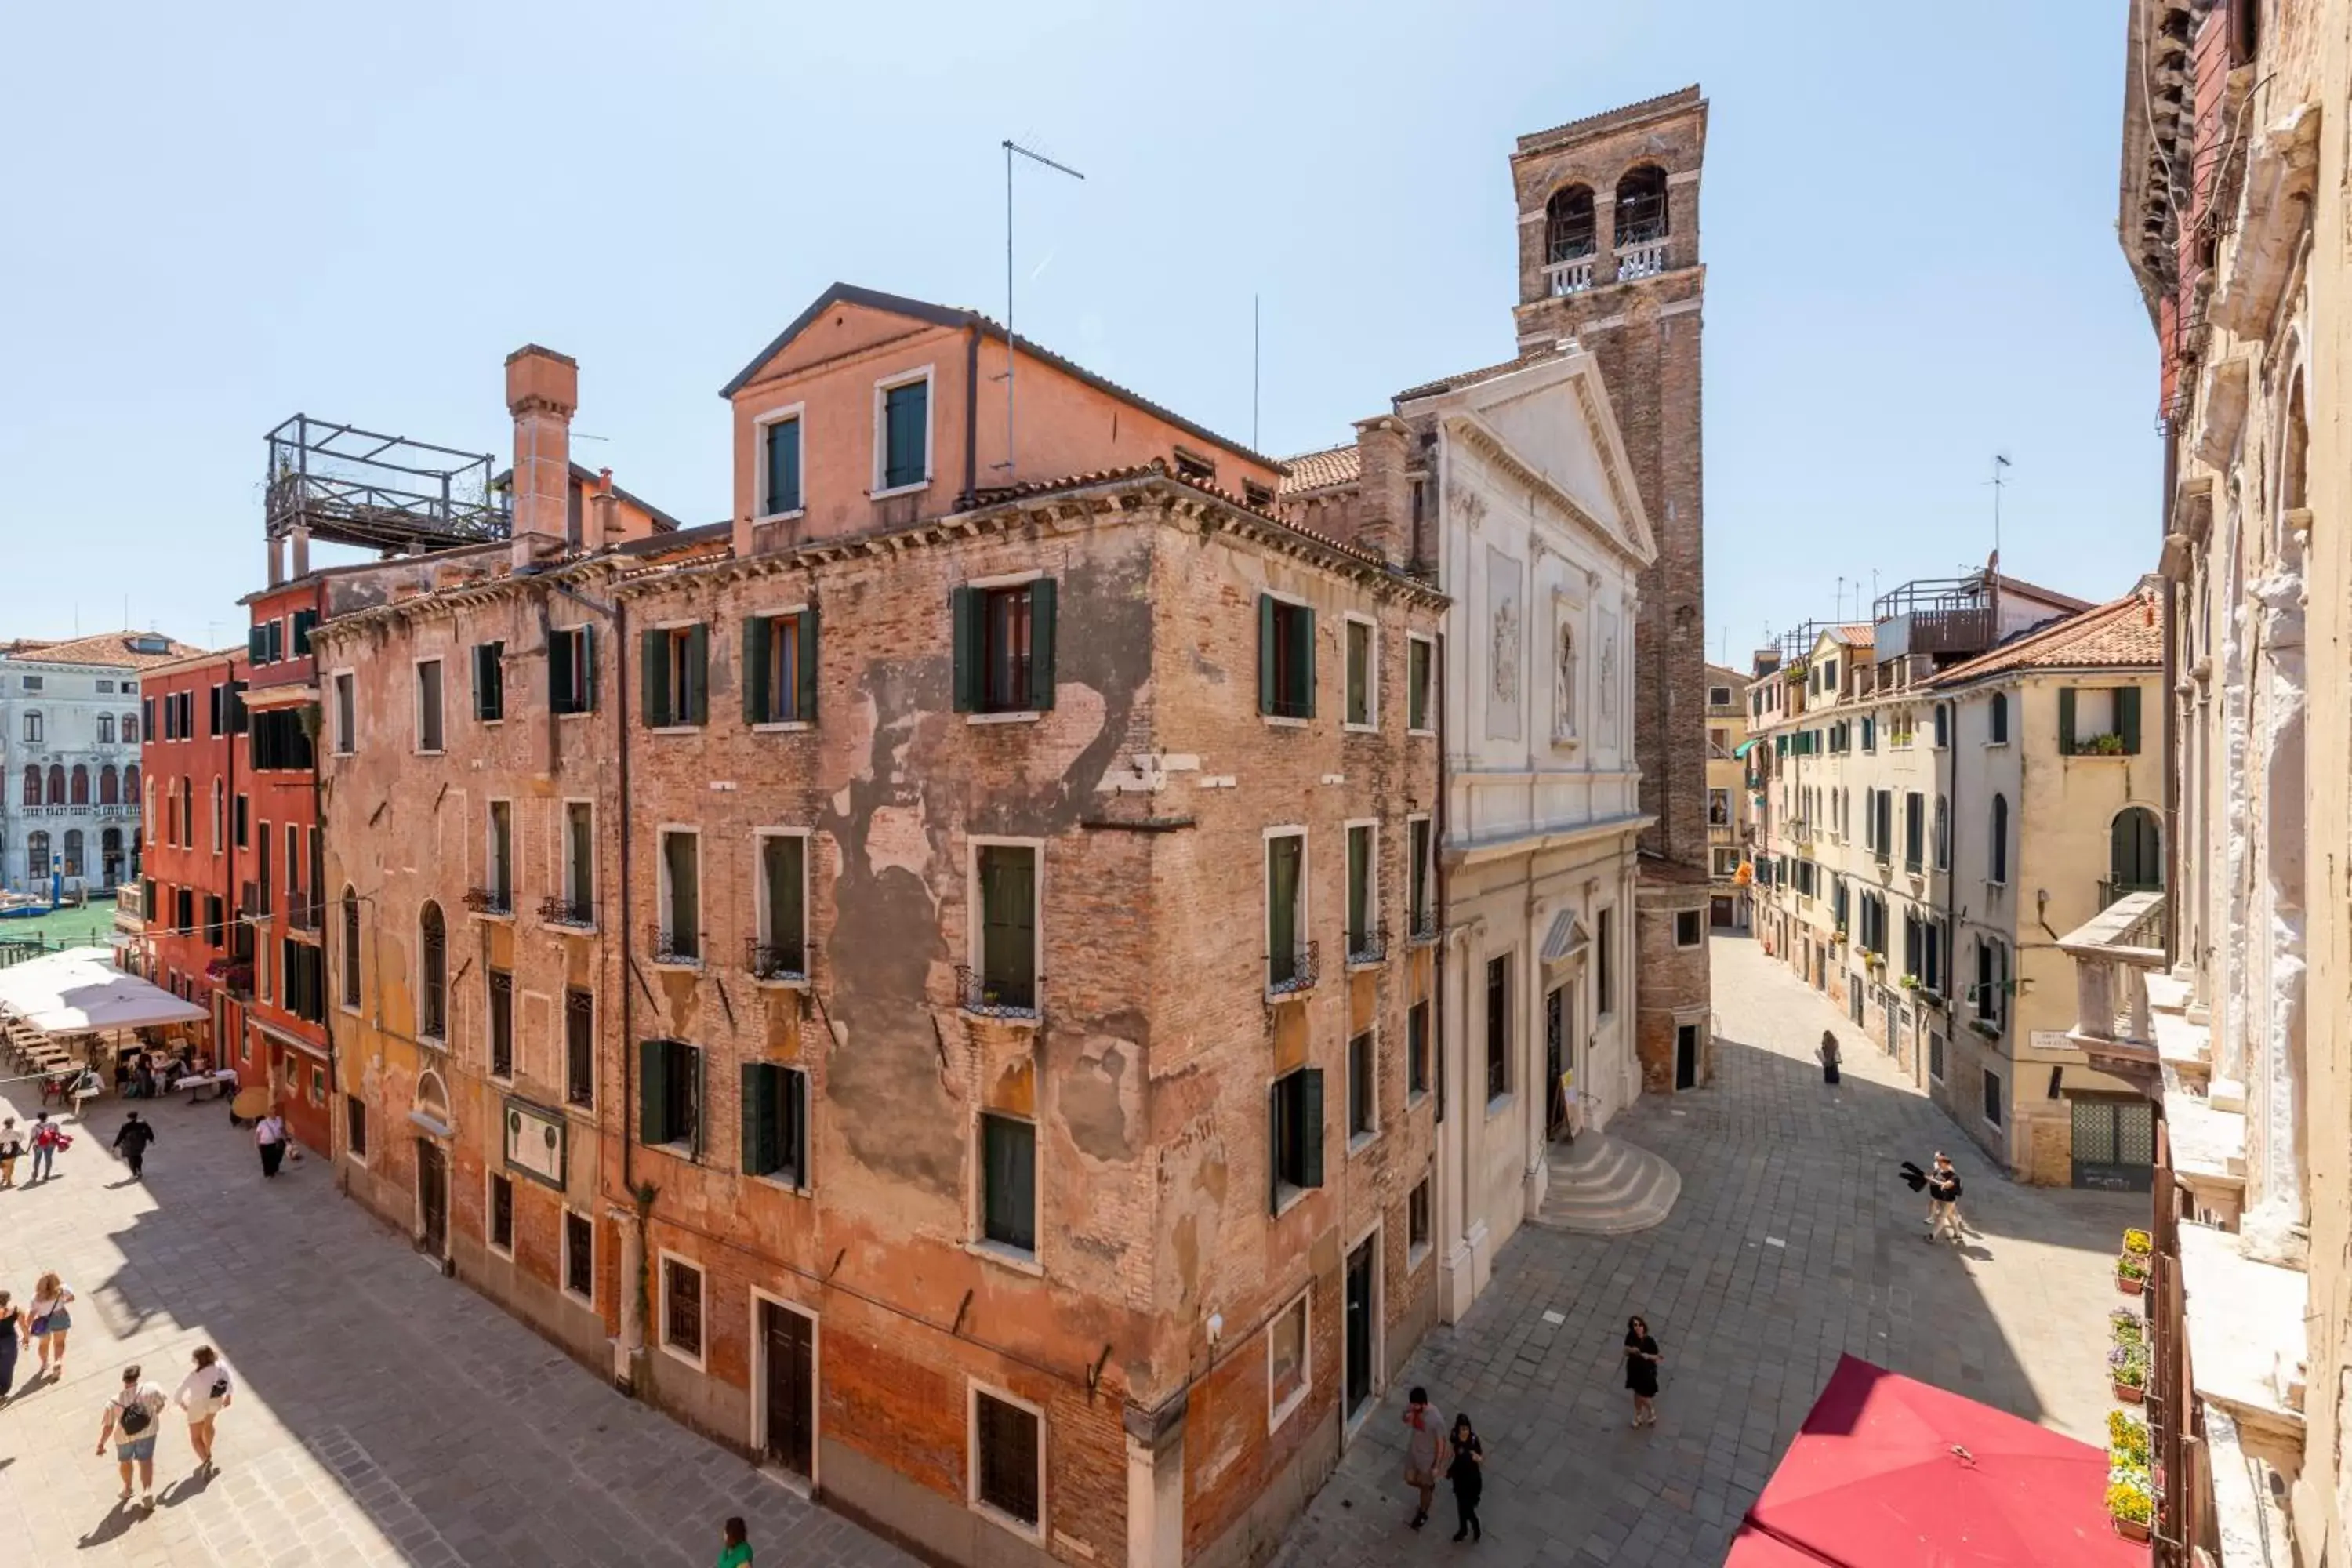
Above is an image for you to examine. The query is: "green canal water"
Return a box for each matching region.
[0,898,125,955]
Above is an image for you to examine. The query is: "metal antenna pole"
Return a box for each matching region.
[1991,452,2010,564]
[1253,293,1261,452]
[1000,140,1085,483]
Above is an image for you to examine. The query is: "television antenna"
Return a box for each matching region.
[1000,140,1086,484]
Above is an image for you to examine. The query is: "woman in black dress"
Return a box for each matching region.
[1446,1412,1484,1542]
[1624,1315,1661,1427]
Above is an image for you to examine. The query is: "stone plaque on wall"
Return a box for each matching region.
[1486,545,1523,741]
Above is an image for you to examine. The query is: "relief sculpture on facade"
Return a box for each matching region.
[1486,544,1522,740]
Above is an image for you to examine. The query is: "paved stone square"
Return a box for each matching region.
[0,1083,915,1567]
[1276,935,2146,1567]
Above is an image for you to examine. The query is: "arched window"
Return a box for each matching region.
[69,765,89,806]
[415,1068,452,1128]
[27,831,51,877]
[1933,795,1950,869]
[101,827,122,882]
[1545,183,1596,262]
[419,902,448,1040]
[124,763,140,799]
[1988,692,2009,743]
[46,764,65,806]
[121,712,138,744]
[22,711,42,744]
[212,779,224,852]
[1989,794,2010,884]
[20,766,38,807]
[2110,806,2163,898]
[96,713,114,745]
[99,764,118,805]
[340,887,361,1010]
[1614,164,1670,245]
[62,829,84,877]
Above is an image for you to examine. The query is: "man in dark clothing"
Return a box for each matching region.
[112,1113,157,1180]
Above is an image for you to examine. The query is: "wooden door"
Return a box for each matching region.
[761,1301,815,1479]
[416,1139,448,1255]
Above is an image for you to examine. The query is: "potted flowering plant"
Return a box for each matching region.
[2115,1250,2149,1295]
[2109,1308,2144,1348]
[2107,1410,2151,1470]
[2109,1343,2149,1403]
[2122,1228,2154,1256]
[2106,1472,2154,1541]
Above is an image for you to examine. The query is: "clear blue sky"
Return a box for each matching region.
[1,1,2155,663]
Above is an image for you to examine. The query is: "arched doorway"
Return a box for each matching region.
[2107,806,2162,904]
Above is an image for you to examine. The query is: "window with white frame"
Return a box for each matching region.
[757,406,804,517]
[876,370,931,493]
[563,1210,594,1301]
[1268,1289,1310,1428]
[971,1386,1042,1533]
[560,802,594,925]
[1347,1029,1377,1146]
[658,830,699,963]
[1406,634,1434,733]
[1267,830,1310,993]
[970,842,1040,1014]
[415,659,444,753]
[978,1111,1036,1254]
[659,1254,704,1363]
[1343,615,1376,728]
[755,831,809,982]
[1345,822,1379,963]
[488,1171,514,1255]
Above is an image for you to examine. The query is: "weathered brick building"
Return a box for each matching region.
[312,299,1444,1566]
[1509,88,1716,1092]
[135,648,244,1020]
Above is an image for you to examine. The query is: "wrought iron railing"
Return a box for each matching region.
[1408,908,1440,946]
[647,923,700,965]
[238,880,269,920]
[1267,941,1319,997]
[285,897,322,933]
[955,964,1040,1021]
[1346,922,1388,967]
[463,886,513,916]
[539,894,593,929]
[746,938,808,984]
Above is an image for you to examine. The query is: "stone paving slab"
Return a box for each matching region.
[0,1080,916,1568]
[1275,935,2146,1567]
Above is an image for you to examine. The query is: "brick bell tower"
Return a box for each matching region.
[1512,87,1715,1091]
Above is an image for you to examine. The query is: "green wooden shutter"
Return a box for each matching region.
[638,1040,667,1145]
[579,626,597,711]
[742,616,770,724]
[641,629,670,728]
[685,624,709,724]
[1298,1069,1324,1189]
[1257,595,1277,714]
[550,626,574,710]
[1300,608,1317,718]
[1268,1083,1282,1213]
[2118,687,2141,754]
[690,1045,706,1158]
[797,605,820,723]
[2057,688,2077,754]
[741,1062,771,1174]
[950,586,977,713]
[786,1069,808,1185]
[1027,579,1057,712]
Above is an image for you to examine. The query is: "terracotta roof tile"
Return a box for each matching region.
[1931,590,2165,685]
[1277,444,1362,495]
[0,630,201,670]
[1829,623,1875,645]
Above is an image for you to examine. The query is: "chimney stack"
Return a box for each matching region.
[290,524,310,579]
[590,467,619,551]
[506,345,579,569]
[1352,415,1412,565]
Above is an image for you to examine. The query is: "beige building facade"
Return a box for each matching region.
[1703,662,1752,930]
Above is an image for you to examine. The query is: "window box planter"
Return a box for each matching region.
[2121,1227,2153,1257]
[2105,1475,2154,1541]
[2108,1343,2148,1403]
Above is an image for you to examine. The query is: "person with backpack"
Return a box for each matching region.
[29,1272,74,1377]
[0,1116,24,1187]
[96,1363,169,1508]
[111,1112,157,1181]
[28,1112,66,1183]
[172,1345,234,1474]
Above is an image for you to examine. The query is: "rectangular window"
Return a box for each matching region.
[1265,832,1308,993]
[1258,596,1316,719]
[757,833,808,980]
[1344,618,1374,727]
[659,831,699,963]
[1485,955,1511,1102]
[333,673,354,753]
[549,626,597,714]
[1904,793,1924,871]
[488,968,514,1078]
[641,624,710,729]
[1407,817,1433,938]
[340,897,360,1007]
[1982,1065,2004,1127]
[762,415,802,516]
[973,1389,1041,1530]
[1929,1031,1947,1080]
[1407,1000,1429,1098]
[1675,909,1702,947]
[1933,702,1950,748]
[488,1172,514,1254]
[291,608,318,656]
[973,844,1038,1011]
[209,683,224,736]
[565,989,595,1108]
[638,1038,702,1152]
[486,800,514,913]
[1597,907,1615,1015]
[562,803,593,924]
[346,1094,368,1161]
[980,1112,1036,1253]
[281,938,325,1025]
[743,610,819,725]
[950,581,1057,717]
[1347,1029,1375,1142]
[564,1211,594,1301]
[880,376,930,490]
[1268,1290,1310,1425]
[414,660,445,753]
[1406,636,1432,732]
[661,1256,704,1361]
[1345,823,1376,962]
[741,1063,810,1188]
[1269,1068,1325,1209]
[1409,1178,1432,1258]
[474,642,505,721]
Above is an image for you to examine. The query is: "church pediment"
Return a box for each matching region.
[1425,350,1656,567]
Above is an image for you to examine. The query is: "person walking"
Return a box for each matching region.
[29,1112,65,1183]
[29,1272,74,1378]
[96,1363,168,1508]
[255,1109,288,1178]
[716,1515,753,1567]
[1446,1413,1485,1543]
[0,1116,24,1187]
[0,1290,23,1403]
[1817,1029,1842,1086]
[173,1346,233,1474]
[1624,1315,1662,1427]
[111,1112,156,1181]
[1402,1385,1443,1530]
[1929,1154,1965,1244]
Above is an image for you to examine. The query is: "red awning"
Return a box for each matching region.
[1724,1354,2147,1567]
